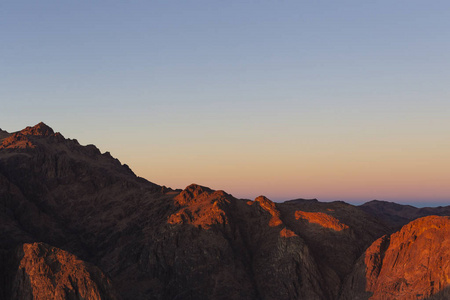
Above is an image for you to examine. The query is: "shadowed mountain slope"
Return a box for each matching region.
[0,123,448,300]
[360,200,450,229]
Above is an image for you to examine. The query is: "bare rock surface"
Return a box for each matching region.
[0,123,448,300]
[294,210,349,231]
[11,242,119,300]
[341,216,450,300]
[168,184,230,229]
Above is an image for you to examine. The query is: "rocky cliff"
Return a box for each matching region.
[0,123,448,300]
[11,242,119,300]
[341,215,450,300]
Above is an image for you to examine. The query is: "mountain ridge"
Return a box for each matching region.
[0,122,448,300]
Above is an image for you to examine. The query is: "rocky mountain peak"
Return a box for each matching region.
[174,184,214,206]
[169,184,230,229]
[254,196,283,227]
[0,122,57,149]
[19,122,55,137]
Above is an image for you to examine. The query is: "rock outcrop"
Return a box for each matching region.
[0,122,56,149]
[168,184,230,229]
[253,195,283,226]
[0,122,448,300]
[294,211,349,231]
[341,216,450,300]
[11,243,119,300]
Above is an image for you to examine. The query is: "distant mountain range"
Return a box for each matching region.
[0,123,449,300]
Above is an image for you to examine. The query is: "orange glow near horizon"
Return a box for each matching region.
[117,136,450,205]
[3,0,450,207]
[72,113,450,206]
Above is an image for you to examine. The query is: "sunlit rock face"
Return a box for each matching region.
[0,122,56,149]
[294,211,349,231]
[168,184,230,229]
[342,216,450,300]
[11,243,119,300]
[0,123,449,300]
[254,195,283,226]
[279,227,297,237]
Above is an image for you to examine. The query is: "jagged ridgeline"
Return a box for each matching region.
[0,123,449,300]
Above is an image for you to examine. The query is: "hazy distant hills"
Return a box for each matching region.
[360,200,450,229]
[0,123,449,300]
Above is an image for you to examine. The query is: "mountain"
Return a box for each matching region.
[341,215,450,299]
[360,200,450,229]
[11,242,119,300]
[0,123,448,300]
[0,128,10,142]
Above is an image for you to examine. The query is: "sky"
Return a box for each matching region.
[1,1,450,206]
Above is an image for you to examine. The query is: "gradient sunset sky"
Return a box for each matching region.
[2,1,450,205]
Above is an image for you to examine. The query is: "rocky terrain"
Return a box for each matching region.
[12,242,119,300]
[0,123,449,300]
[341,215,450,300]
[360,200,450,229]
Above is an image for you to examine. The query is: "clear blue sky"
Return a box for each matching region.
[1,1,450,205]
